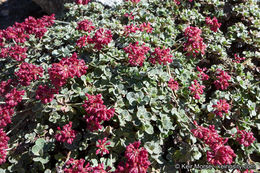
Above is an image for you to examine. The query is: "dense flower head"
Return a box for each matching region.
[150,47,173,65]
[75,0,90,5]
[87,28,113,50]
[184,26,206,56]
[189,80,205,100]
[123,24,140,37]
[212,99,230,117]
[55,122,76,144]
[96,137,111,156]
[0,79,14,97]
[207,145,236,165]
[115,141,150,173]
[64,158,92,173]
[191,123,228,149]
[4,88,25,108]
[233,54,245,63]
[205,17,221,32]
[76,35,87,48]
[82,94,115,131]
[139,22,153,33]
[35,85,59,104]
[48,53,88,88]
[15,62,43,86]
[192,122,236,165]
[196,66,209,81]
[0,105,14,128]
[234,128,255,147]
[2,25,29,43]
[124,42,150,66]
[0,45,27,61]
[77,19,95,33]
[168,78,179,91]
[0,128,9,165]
[214,69,231,90]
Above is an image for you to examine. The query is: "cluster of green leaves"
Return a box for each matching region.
[0,0,259,172]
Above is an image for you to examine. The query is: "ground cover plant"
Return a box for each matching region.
[0,0,260,172]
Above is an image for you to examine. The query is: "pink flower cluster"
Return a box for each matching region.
[192,122,236,165]
[124,42,150,66]
[5,88,25,108]
[196,66,209,81]
[0,79,15,97]
[214,69,231,90]
[64,158,111,173]
[189,80,205,100]
[212,99,230,117]
[0,105,14,127]
[168,78,179,91]
[205,17,221,32]
[82,94,115,131]
[0,129,9,165]
[35,85,59,104]
[233,54,245,63]
[0,45,27,61]
[150,47,173,65]
[87,28,113,50]
[96,137,111,156]
[55,122,76,144]
[115,141,150,173]
[48,53,88,88]
[15,62,43,86]
[76,19,95,33]
[123,22,153,36]
[234,128,255,147]
[184,26,206,56]
[76,35,87,48]
[124,13,135,20]
[75,0,90,5]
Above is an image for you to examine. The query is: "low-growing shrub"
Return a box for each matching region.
[0,0,259,172]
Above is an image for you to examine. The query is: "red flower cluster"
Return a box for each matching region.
[76,19,95,33]
[87,28,113,50]
[64,158,111,173]
[115,141,150,173]
[82,94,115,131]
[76,35,87,48]
[233,54,245,63]
[184,26,206,56]
[124,42,150,66]
[35,85,59,104]
[75,0,90,5]
[150,47,173,65]
[192,122,236,165]
[0,105,14,128]
[15,62,43,86]
[234,128,255,147]
[5,88,25,108]
[212,99,230,117]
[189,80,205,100]
[139,22,153,33]
[0,45,27,61]
[64,158,92,173]
[168,78,179,91]
[55,122,76,144]
[205,17,221,32]
[0,79,15,97]
[0,129,9,165]
[48,53,88,88]
[214,69,231,90]
[125,0,141,4]
[96,137,111,156]
[196,66,209,81]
